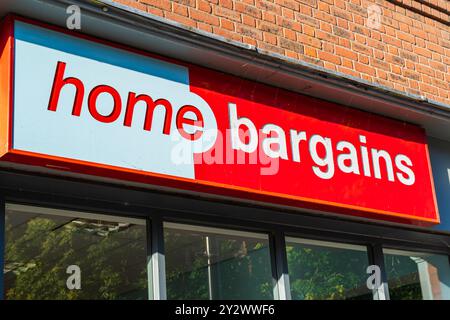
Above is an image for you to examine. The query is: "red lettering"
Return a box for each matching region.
[48,62,206,141]
[88,85,122,123]
[124,93,173,135]
[176,105,204,141]
[48,61,84,116]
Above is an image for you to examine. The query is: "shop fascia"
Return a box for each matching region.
[49,60,415,185]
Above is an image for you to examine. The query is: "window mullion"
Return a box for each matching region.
[369,244,390,300]
[270,230,291,300]
[150,217,166,300]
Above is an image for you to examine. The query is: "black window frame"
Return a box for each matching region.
[0,169,449,300]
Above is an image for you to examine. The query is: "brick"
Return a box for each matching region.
[264,32,278,45]
[295,13,320,27]
[164,12,196,27]
[371,30,382,41]
[221,18,235,31]
[142,0,172,11]
[342,57,353,68]
[336,17,348,29]
[303,24,315,36]
[235,3,262,19]
[258,22,280,34]
[173,0,195,5]
[318,1,329,13]
[197,22,213,32]
[274,0,299,10]
[257,40,285,55]
[430,61,447,73]
[388,73,408,85]
[285,50,299,59]
[431,78,448,90]
[371,57,390,71]
[350,24,369,36]
[359,54,369,64]
[280,38,304,53]
[346,2,367,16]
[256,0,281,14]
[304,45,317,57]
[299,0,317,7]
[213,27,242,41]
[399,50,418,62]
[352,43,372,55]
[236,25,262,40]
[386,54,405,66]
[419,82,439,95]
[377,69,388,80]
[397,31,415,44]
[333,26,353,40]
[427,42,444,54]
[190,8,220,25]
[122,0,449,104]
[316,30,339,44]
[354,62,376,76]
[276,16,294,29]
[332,7,352,20]
[284,28,297,41]
[242,36,257,46]
[382,35,402,47]
[282,7,295,20]
[410,27,428,40]
[414,46,433,58]
[322,42,334,53]
[146,6,164,16]
[214,6,241,22]
[299,4,312,15]
[298,34,322,48]
[314,11,336,24]
[318,51,341,64]
[262,11,276,23]
[336,46,358,60]
[218,0,233,9]
[301,55,324,66]
[242,15,256,27]
[197,0,212,13]
[374,49,384,60]
[335,0,346,9]
[367,39,386,51]
[173,3,188,16]
[320,21,332,33]
[416,64,435,77]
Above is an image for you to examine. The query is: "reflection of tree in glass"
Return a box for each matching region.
[384,255,422,300]
[165,229,273,300]
[287,245,371,300]
[4,214,148,300]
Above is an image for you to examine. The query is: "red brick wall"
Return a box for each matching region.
[114,0,449,104]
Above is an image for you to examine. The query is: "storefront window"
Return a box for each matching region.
[383,248,450,300]
[286,237,372,300]
[164,223,274,300]
[3,204,149,300]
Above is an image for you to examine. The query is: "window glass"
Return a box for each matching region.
[164,223,274,300]
[4,204,148,299]
[286,237,372,300]
[383,248,450,300]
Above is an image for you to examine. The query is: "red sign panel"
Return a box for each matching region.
[0,16,439,225]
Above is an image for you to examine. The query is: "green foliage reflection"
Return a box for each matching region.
[4,212,148,300]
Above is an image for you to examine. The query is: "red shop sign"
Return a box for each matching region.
[0,16,439,225]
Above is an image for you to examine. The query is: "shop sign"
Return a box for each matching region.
[0,17,439,225]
